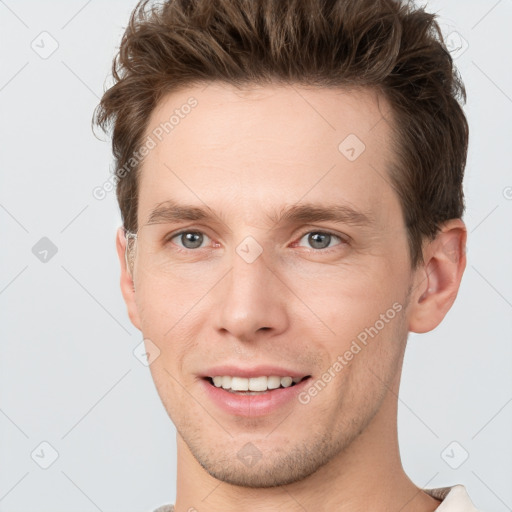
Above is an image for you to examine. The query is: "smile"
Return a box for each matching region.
[200,373,312,416]
[207,375,308,393]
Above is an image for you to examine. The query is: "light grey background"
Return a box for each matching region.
[1,1,511,511]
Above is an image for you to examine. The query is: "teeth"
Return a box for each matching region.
[267,376,281,389]
[249,376,267,392]
[210,375,303,392]
[221,376,231,389]
[280,376,293,388]
[231,377,249,391]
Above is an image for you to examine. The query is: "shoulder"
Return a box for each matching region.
[150,486,482,512]
[423,484,481,511]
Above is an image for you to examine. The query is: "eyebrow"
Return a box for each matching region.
[147,200,218,225]
[145,200,373,229]
[267,203,373,228]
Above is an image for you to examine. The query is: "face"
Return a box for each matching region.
[124,82,420,486]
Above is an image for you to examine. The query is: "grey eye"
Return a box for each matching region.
[309,232,331,249]
[298,231,343,250]
[173,231,208,249]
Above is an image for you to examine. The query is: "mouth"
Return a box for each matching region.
[199,366,313,416]
[203,375,311,395]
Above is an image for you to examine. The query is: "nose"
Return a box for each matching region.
[213,248,290,342]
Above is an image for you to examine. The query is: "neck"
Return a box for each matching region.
[173,370,441,512]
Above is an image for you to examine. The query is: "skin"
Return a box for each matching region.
[115,82,467,512]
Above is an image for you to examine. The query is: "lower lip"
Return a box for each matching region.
[200,378,311,417]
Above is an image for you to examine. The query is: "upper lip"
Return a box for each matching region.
[201,365,310,379]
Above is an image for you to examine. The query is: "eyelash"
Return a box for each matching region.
[167,229,349,253]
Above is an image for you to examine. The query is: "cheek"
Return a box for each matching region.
[294,266,409,404]
[322,305,407,424]
[134,276,205,375]
[287,264,401,341]
[134,266,209,332]
[147,362,186,423]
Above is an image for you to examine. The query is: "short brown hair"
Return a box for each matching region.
[94,0,468,268]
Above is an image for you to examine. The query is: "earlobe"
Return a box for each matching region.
[408,219,467,334]
[115,226,142,331]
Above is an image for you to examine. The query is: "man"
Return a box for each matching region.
[95,0,479,510]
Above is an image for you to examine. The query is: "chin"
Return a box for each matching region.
[185,431,340,488]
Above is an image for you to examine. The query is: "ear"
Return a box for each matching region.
[115,226,142,331]
[408,219,467,333]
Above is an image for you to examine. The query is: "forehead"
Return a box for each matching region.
[137,82,399,230]
[146,82,392,153]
